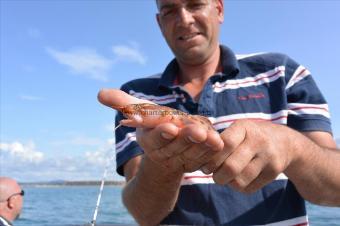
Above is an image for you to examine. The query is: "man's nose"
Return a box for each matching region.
[176,7,195,26]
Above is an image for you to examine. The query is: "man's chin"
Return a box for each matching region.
[176,48,210,64]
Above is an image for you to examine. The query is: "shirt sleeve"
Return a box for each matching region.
[285,56,332,134]
[115,83,144,176]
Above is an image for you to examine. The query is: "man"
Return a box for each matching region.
[0,177,24,226]
[98,0,340,225]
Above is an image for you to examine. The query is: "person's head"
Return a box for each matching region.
[156,0,224,65]
[0,177,24,222]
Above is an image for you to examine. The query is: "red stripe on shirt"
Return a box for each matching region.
[292,222,308,226]
[184,175,213,180]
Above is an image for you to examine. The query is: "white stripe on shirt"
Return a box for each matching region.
[288,103,330,118]
[209,110,289,131]
[129,90,182,105]
[0,217,12,226]
[236,52,267,60]
[286,65,311,90]
[116,132,136,154]
[212,66,285,92]
[181,172,288,186]
[259,215,308,226]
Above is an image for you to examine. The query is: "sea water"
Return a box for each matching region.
[16,186,135,226]
[15,186,339,226]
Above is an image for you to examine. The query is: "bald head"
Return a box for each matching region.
[0,177,21,202]
[0,177,23,222]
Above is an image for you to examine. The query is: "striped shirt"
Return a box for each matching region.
[114,45,332,225]
[0,216,12,226]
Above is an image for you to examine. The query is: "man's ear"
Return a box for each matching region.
[156,13,162,31]
[7,197,15,209]
[216,0,224,24]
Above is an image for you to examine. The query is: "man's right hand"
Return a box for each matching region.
[97,88,224,174]
[136,123,224,174]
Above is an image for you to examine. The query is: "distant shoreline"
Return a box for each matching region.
[20,180,125,187]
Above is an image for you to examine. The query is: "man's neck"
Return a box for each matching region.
[176,45,222,101]
[177,45,221,85]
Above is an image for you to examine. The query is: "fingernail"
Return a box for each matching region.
[161,132,175,140]
[188,136,200,143]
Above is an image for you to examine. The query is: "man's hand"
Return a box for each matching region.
[201,120,296,193]
[97,88,224,174]
[136,123,224,174]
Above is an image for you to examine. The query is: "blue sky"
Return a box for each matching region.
[1,1,339,182]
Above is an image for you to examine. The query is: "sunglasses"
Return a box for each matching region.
[1,190,25,202]
[9,190,25,198]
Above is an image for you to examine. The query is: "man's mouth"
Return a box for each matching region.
[178,32,201,41]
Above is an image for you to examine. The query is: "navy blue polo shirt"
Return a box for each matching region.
[114,45,332,225]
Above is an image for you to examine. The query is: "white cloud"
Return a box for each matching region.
[0,141,44,163]
[19,95,44,101]
[85,138,115,166]
[46,47,113,81]
[112,44,147,65]
[85,150,108,166]
[0,138,123,182]
[46,43,147,82]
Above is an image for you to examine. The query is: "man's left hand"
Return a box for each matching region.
[201,119,296,193]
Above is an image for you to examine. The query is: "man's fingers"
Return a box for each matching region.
[136,123,179,151]
[212,142,255,184]
[200,149,230,175]
[97,88,152,110]
[204,130,224,152]
[191,130,224,161]
[227,157,264,192]
[243,168,277,193]
[201,122,247,175]
[164,124,208,157]
[164,125,224,172]
[180,124,208,143]
[206,120,247,175]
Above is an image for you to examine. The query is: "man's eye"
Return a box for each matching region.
[188,3,205,10]
[161,9,175,17]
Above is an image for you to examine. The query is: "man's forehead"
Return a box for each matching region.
[157,0,210,8]
[157,0,182,7]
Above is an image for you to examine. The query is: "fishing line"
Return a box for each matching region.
[114,124,121,130]
[90,125,118,226]
[90,167,108,226]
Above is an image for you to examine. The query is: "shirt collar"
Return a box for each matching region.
[158,45,240,89]
[0,216,12,226]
